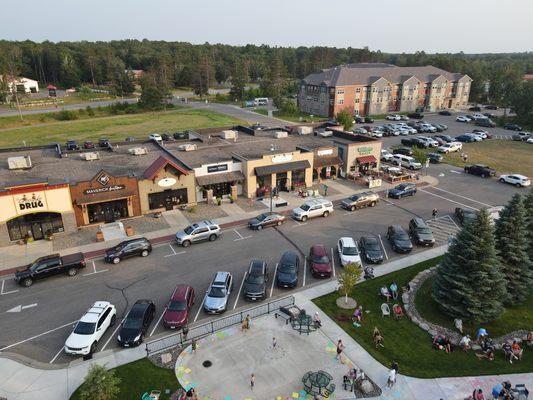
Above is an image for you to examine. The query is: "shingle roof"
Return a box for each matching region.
[303,63,467,86]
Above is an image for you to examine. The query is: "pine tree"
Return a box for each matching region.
[524,189,533,262]
[432,209,506,322]
[229,63,246,101]
[495,194,532,304]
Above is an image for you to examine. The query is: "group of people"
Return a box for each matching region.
[380,282,399,302]
[432,334,453,353]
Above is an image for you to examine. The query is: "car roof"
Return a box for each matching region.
[189,220,217,229]
[411,217,427,226]
[311,244,327,255]
[507,174,528,179]
[249,260,265,273]
[81,301,111,323]
[171,284,192,301]
[361,235,378,243]
[213,271,230,284]
[340,237,356,246]
[390,224,405,232]
[280,251,298,263]
[128,301,151,318]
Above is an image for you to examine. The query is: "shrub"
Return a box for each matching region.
[86,106,95,116]
[54,110,79,121]
[188,206,197,214]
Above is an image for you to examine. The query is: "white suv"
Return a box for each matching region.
[65,301,117,356]
[437,142,462,153]
[337,237,361,267]
[499,174,530,188]
[292,198,333,222]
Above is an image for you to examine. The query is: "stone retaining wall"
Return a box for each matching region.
[402,267,529,347]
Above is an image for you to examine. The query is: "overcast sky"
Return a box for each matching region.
[2,0,532,53]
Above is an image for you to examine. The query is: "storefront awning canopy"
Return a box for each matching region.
[356,155,377,164]
[313,156,343,168]
[254,160,311,177]
[196,171,245,186]
[75,190,136,205]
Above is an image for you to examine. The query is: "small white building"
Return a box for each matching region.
[0,76,39,93]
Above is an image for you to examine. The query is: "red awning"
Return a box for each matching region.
[47,85,57,90]
[356,155,377,164]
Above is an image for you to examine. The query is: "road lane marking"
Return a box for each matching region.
[233,272,247,309]
[290,217,308,227]
[0,320,78,351]
[193,293,207,322]
[101,323,122,351]
[49,346,64,364]
[331,247,336,277]
[234,229,244,239]
[377,234,389,260]
[150,310,166,337]
[6,303,38,313]
[163,250,186,258]
[169,244,177,255]
[1,279,19,296]
[269,263,278,298]
[302,259,306,287]
[446,214,461,229]
[83,260,109,276]
[427,186,493,207]
[419,188,479,211]
[450,170,462,174]
[233,229,252,241]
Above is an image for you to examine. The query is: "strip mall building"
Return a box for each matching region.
[0,124,381,246]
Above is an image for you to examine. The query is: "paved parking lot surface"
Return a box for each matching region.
[0,164,523,365]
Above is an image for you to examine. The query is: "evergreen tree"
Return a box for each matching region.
[139,71,164,110]
[229,63,246,101]
[524,189,533,262]
[432,209,506,322]
[495,194,532,305]
[79,364,121,400]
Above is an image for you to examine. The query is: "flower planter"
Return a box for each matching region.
[126,226,134,236]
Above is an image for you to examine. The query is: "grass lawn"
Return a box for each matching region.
[416,276,533,338]
[70,358,180,400]
[0,108,243,148]
[254,109,328,123]
[313,256,533,378]
[417,140,533,177]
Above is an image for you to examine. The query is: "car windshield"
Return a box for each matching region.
[123,317,142,330]
[247,274,265,285]
[208,286,226,298]
[256,213,268,221]
[74,321,96,335]
[299,204,310,211]
[342,246,358,256]
[313,254,330,263]
[417,227,432,234]
[395,231,409,240]
[364,240,380,250]
[396,185,406,190]
[167,300,187,311]
[349,195,359,201]
[183,225,194,235]
[279,262,296,273]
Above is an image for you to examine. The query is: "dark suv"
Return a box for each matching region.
[117,299,155,347]
[104,237,152,264]
[243,260,268,301]
[464,164,496,178]
[340,191,379,211]
[276,251,300,288]
[387,225,413,253]
[409,218,435,246]
[475,118,496,128]
[392,147,414,156]
[66,140,80,151]
[504,123,522,131]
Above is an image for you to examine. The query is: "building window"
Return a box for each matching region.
[356,88,361,93]
[337,88,345,95]
[355,98,360,103]
[313,97,318,102]
[338,99,344,105]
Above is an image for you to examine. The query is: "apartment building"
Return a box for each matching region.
[298,63,472,118]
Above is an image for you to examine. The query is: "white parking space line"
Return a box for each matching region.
[427,186,494,208]
[233,273,247,309]
[0,320,78,351]
[164,244,186,258]
[150,310,166,337]
[290,217,308,227]
[102,323,121,351]
[446,214,461,229]
[233,229,252,242]
[450,170,462,175]
[330,248,336,277]
[419,188,479,211]
[49,346,64,364]
[83,260,108,277]
[269,263,278,298]
[193,293,207,322]
[302,259,306,287]
[1,279,19,296]
[377,234,389,260]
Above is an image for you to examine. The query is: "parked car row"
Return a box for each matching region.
[386,217,436,254]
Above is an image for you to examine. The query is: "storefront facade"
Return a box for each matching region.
[194,161,244,201]
[138,156,195,212]
[310,146,343,182]
[70,170,141,226]
[241,151,314,198]
[334,135,382,178]
[0,182,76,246]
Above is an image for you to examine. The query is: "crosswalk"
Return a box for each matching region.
[493,134,512,140]
[425,215,461,245]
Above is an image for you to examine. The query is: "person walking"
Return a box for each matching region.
[387,368,396,388]
[390,360,399,373]
[336,339,345,363]
[432,208,438,219]
[191,338,197,354]
[272,337,277,350]
[250,373,255,390]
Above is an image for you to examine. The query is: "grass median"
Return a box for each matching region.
[313,256,533,378]
[0,108,243,148]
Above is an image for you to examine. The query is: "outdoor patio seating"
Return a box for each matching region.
[381,303,390,317]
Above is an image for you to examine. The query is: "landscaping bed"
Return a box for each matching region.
[313,256,533,378]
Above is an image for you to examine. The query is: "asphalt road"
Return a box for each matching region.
[0,164,523,365]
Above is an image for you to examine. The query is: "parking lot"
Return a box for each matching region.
[0,163,523,365]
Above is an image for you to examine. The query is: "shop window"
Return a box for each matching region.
[7,212,64,242]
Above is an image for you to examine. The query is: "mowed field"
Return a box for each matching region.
[0,108,243,148]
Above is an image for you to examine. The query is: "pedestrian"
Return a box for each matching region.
[390,360,399,373]
[272,337,277,350]
[323,184,329,196]
[245,314,251,330]
[250,373,255,390]
[447,233,454,247]
[336,339,345,362]
[182,326,189,341]
[191,338,197,354]
[454,318,463,334]
[432,208,438,219]
[313,312,322,328]
[387,368,396,388]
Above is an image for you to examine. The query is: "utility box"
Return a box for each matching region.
[8,156,32,170]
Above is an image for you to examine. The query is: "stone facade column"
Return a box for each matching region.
[230,184,238,199]
[206,189,213,204]
[286,170,292,191]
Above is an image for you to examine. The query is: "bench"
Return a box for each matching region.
[275,305,301,324]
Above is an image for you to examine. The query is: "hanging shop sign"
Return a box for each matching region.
[271,154,293,164]
[357,146,374,155]
[83,185,125,195]
[157,177,177,187]
[207,164,228,173]
[13,192,47,212]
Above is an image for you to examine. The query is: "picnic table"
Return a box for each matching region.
[302,370,335,396]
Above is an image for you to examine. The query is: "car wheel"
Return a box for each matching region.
[499,178,505,183]
[301,215,308,222]
[182,240,191,248]
[67,267,78,277]
[209,234,217,242]
[409,166,414,170]
[481,173,486,178]
[110,314,117,326]
[370,201,376,207]
[277,220,283,226]
[516,183,522,188]
[113,257,121,264]
[141,250,149,257]
[90,341,97,355]
[323,211,330,218]
[257,225,263,231]
[23,278,33,287]
[350,205,356,211]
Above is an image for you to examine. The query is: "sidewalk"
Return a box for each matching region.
[0,176,436,276]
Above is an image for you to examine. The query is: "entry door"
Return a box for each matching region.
[164,196,173,211]
[276,173,288,191]
[31,222,44,240]
[103,206,115,223]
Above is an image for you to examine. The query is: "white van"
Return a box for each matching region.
[254,98,269,106]
[292,198,333,222]
[392,154,422,170]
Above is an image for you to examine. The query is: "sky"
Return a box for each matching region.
[2,0,532,53]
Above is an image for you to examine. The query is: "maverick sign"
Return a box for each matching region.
[15,192,47,211]
[83,185,125,195]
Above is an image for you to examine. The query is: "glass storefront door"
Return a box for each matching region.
[276,172,288,191]
[148,189,188,210]
[87,199,128,224]
[6,212,64,241]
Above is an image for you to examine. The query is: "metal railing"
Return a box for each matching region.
[145,295,295,356]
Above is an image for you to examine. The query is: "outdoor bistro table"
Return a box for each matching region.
[302,370,334,396]
[290,310,317,335]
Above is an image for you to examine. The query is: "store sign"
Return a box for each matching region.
[14,192,47,212]
[158,177,177,187]
[96,172,111,186]
[369,179,382,189]
[357,146,373,155]
[207,164,228,173]
[83,185,125,195]
[271,154,293,164]
[317,149,333,157]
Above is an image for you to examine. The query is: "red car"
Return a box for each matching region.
[309,244,332,278]
[163,284,195,329]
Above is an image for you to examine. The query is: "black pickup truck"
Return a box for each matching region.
[14,253,86,287]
